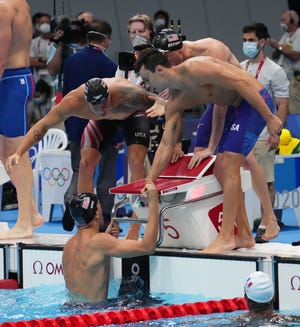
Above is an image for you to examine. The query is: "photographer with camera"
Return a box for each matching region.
[114,14,154,240]
[267,10,300,114]
[47,15,87,104]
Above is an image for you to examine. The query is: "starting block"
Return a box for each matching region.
[110,155,252,250]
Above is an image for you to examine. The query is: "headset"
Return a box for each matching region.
[286,10,295,24]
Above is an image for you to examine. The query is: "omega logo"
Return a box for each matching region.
[131,263,140,276]
[290,275,300,290]
[32,260,64,275]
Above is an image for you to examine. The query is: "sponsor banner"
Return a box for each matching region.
[19,245,64,288]
[275,257,300,310]
[150,253,260,298]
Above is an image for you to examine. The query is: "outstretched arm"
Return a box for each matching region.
[189,105,227,169]
[5,96,73,172]
[147,109,183,182]
[90,182,159,257]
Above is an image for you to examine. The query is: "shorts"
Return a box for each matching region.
[81,115,150,152]
[195,89,274,156]
[0,68,34,137]
[253,140,275,183]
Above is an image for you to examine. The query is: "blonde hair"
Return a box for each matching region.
[284,10,299,25]
[128,14,154,34]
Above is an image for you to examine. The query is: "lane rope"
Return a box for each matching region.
[0,297,248,326]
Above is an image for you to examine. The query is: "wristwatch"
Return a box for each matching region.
[278,45,283,52]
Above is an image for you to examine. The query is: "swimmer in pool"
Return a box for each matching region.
[62,182,159,302]
[134,48,283,254]
[235,271,300,323]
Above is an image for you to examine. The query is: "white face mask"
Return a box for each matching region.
[34,94,46,104]
[131,34,150,50]
[39,23,51,34]
[280,22,288,32]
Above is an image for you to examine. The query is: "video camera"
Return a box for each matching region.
[51,16,84,44]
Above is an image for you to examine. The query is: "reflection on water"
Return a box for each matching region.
[0,280,299,326]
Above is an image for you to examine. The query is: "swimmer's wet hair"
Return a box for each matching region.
[134,47,171,73]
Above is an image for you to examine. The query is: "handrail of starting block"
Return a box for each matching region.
[112,190,222,247]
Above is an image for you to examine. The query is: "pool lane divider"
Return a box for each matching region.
[0,297,248,326]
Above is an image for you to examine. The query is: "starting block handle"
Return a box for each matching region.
[114,217,148,224]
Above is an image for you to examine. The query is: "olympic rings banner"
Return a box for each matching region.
[39,151,72,220]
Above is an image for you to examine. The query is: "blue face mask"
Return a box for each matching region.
[243,41,260,58]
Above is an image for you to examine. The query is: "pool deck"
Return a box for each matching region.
[1,208,300,312]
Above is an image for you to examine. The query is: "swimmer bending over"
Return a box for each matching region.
[6,77,155,171]
[134,48,283,254]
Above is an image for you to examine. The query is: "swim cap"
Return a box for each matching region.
[153,28,183,52]
[69,193,98,228]
[244,271,274,303]
[84,78,109,105]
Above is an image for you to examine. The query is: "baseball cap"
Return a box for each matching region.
[84,78,109,105]
[69,193,98,228]
[153,28,183,52]
[244,271,274,303]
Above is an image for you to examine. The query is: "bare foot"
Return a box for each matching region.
[234,234,255,249]
[262,220,280,241]
[31,213,44,229]
[0,227,33,240]
[198,234,237,254]
[125,223,141,240]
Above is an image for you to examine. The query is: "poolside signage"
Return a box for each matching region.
[18,244,64,288]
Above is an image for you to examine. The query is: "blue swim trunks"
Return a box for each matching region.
[0,68,34,137]
[194,89,274,156]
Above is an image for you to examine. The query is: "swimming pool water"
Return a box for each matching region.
[0,281,300,326]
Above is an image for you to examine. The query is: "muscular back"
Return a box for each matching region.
[185,38,240,67]
[0,0,32,71]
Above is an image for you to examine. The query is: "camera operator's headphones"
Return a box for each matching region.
[153,28,183,52]
[286,10,295,24]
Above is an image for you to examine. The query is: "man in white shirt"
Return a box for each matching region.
[241,22,289,242]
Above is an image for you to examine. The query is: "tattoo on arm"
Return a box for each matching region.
[171,121,178,135]
[33,130,43,142]
[122,86,154,109]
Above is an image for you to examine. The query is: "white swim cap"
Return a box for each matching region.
[244,271,274,303]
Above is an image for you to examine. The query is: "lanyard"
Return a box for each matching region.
[88,43,105,52]
[37,37,51,57]
[245,56,266,79]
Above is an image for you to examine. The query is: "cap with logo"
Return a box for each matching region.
[84,78,109,105]
[69,192,98,228]
[153,28,183,52]
[244,271,274,303]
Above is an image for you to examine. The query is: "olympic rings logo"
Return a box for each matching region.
[42,167,70,187]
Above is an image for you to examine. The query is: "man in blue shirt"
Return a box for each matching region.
[62,19,117,231]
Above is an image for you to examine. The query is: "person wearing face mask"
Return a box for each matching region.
[268,10,300,114]
[59,19,118,232]
[241,22,289,241]
[151,29,283,243]
[27,79,52,128]
[30,13,54,86]
[114,14,154,240]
